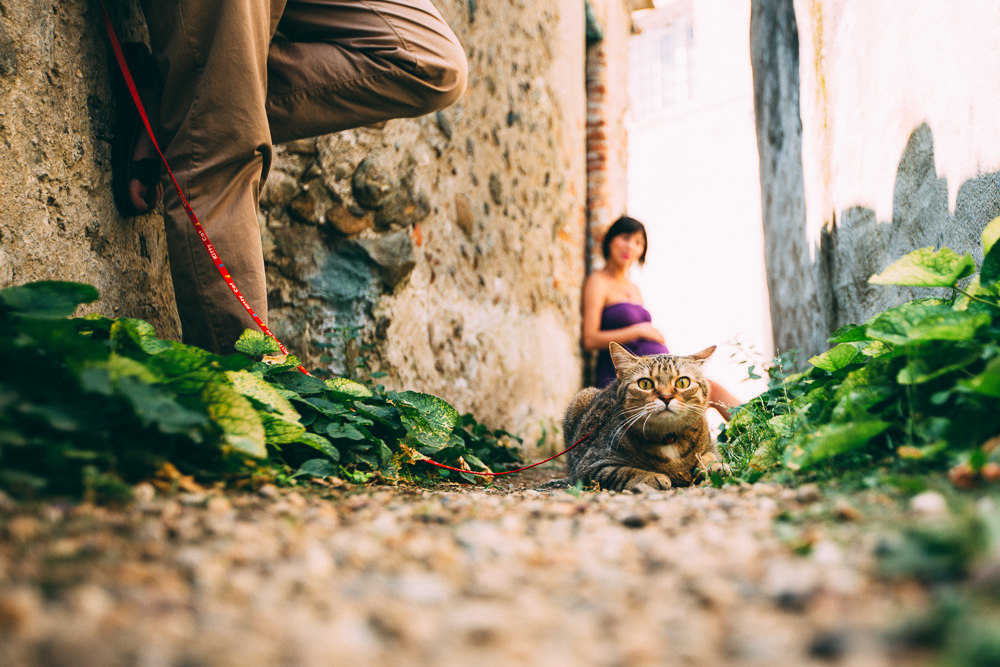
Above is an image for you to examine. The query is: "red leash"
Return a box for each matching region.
[98,0,309,375]
[99,5,593,476]
[417,425,596,477]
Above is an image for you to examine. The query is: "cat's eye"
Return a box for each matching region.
[675,377,691,389]
[636,378,654,390]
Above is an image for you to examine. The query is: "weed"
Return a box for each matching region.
[0,282,522,499]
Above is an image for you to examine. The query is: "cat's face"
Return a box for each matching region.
[609,342,714,439]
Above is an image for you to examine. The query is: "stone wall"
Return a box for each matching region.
[0,0,179,335]
[0,0,616,444]
[751,0,1000,359]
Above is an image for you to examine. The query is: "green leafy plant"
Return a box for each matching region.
[720,217,1000,482]
[0,283,522,498]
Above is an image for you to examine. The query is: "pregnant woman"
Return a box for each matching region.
[581,215,739,420]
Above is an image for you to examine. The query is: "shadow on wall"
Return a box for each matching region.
[751,0,1000,361]
[817,123,1000,342]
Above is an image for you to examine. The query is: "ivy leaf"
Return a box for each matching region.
[983,216,1000,256]
[223,371,307,444]
[866,303,990,345]
[961,357,1000,397]
[273,370,329,395]
[326,422,367,441]
[981,234,1000,286]
[324,377,373,399]
[827,323,868,344]
[0,281,99,318]
[292,458,340,479]
[830,356,896,420]
[897,345,981,385]
[111,318,172,355]
[301,396,350,419]
[393,391,460,451]
[202,380,267,458]
[953,276,1000,312]
[809,343,861,372]
[354,402,401,428]
[225,371,299,421]
[869,247,975,288]
[233,329,281,357]
[147,343,219,394]
[117,375,208,437]
[783,421,889,470]
[295,432,340,462]
[260,412,306,444]
[107,353,161,384]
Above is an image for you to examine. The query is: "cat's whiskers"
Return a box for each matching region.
[611,406,654,450]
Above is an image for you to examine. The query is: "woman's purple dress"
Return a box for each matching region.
[595,302,669,387]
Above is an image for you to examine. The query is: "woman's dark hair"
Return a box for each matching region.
[601,215,648,265]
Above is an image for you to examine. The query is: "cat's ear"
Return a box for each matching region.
[609,342,638,371]
[689,345,717,362]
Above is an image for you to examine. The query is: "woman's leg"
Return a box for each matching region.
[708,379,740,422]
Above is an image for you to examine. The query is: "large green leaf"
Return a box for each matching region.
[111,318,172,355]
[897,345,981,385]
[325,422,368,441]
[809,343,861,372]
[260,412,307,444]
[827,323,869,344]
[953,276,1000,312]
[324,377,373,399]
[202,380,267,458]
[869,247,975,287]
[0,281,99,318]
[273,370,329,395]
[225,370,299,421]
[107,353,161,384]
[866,303,990,345]
[293,458,339,479]
[830,357,897,421]
[233,329,281,356]
[961,356,1000,397]
[147,342,219,394]
[983,216,1000,256]
[117,375,208,437]
[297,433,341,462]
[394,390,460,451]
[784,421,889,470]
[981,236,1000,286]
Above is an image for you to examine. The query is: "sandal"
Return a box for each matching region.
[111,42,164,217]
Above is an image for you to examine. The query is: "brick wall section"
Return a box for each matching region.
[585,1,634,273]
[586,41,611,273]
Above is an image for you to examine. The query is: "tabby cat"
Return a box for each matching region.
[564,342,728,491]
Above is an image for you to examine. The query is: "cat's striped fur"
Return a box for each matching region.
[564,342,728,491]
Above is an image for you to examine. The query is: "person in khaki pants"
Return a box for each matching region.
[122,1,467,353]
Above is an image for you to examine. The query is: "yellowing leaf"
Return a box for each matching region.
[983,216,1000,256]
[202,380,267,458]
[869,247,974,287]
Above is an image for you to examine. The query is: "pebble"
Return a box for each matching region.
[796,483,823,503]
[833,497,862,521]
[132,482,156,503]
[909,490,948,517]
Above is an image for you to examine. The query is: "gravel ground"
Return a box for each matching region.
[0,468,942,667]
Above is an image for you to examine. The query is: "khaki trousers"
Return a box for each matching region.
[140,0,467,353]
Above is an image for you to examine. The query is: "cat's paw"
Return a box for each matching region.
[707,460,731,476]
[694,454,731,480]
[625,472,673,492]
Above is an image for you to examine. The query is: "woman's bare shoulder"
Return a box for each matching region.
[584,269,613,289]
